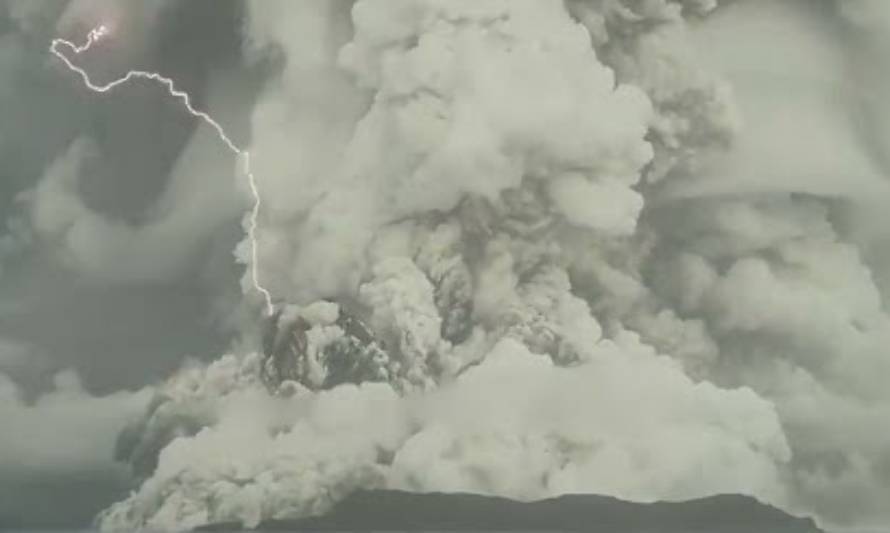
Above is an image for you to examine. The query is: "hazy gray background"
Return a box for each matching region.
[0,0,253,525]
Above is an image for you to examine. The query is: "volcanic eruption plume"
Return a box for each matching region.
[2,0,890,531]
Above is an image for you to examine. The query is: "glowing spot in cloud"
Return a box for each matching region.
[49,26,274,316]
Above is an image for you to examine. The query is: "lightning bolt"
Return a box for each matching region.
[50,25,274,316]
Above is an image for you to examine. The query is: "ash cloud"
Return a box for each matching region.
[2,0,890,532]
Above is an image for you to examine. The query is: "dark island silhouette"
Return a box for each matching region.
[199,489,823,532]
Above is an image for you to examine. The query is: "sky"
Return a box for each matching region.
[1,0,890,531]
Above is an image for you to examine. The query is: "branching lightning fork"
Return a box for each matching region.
[50,25,274,316]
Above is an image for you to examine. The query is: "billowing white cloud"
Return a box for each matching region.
[95,1,890,531]
[244,0,652,301]
[98,336,788,531]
